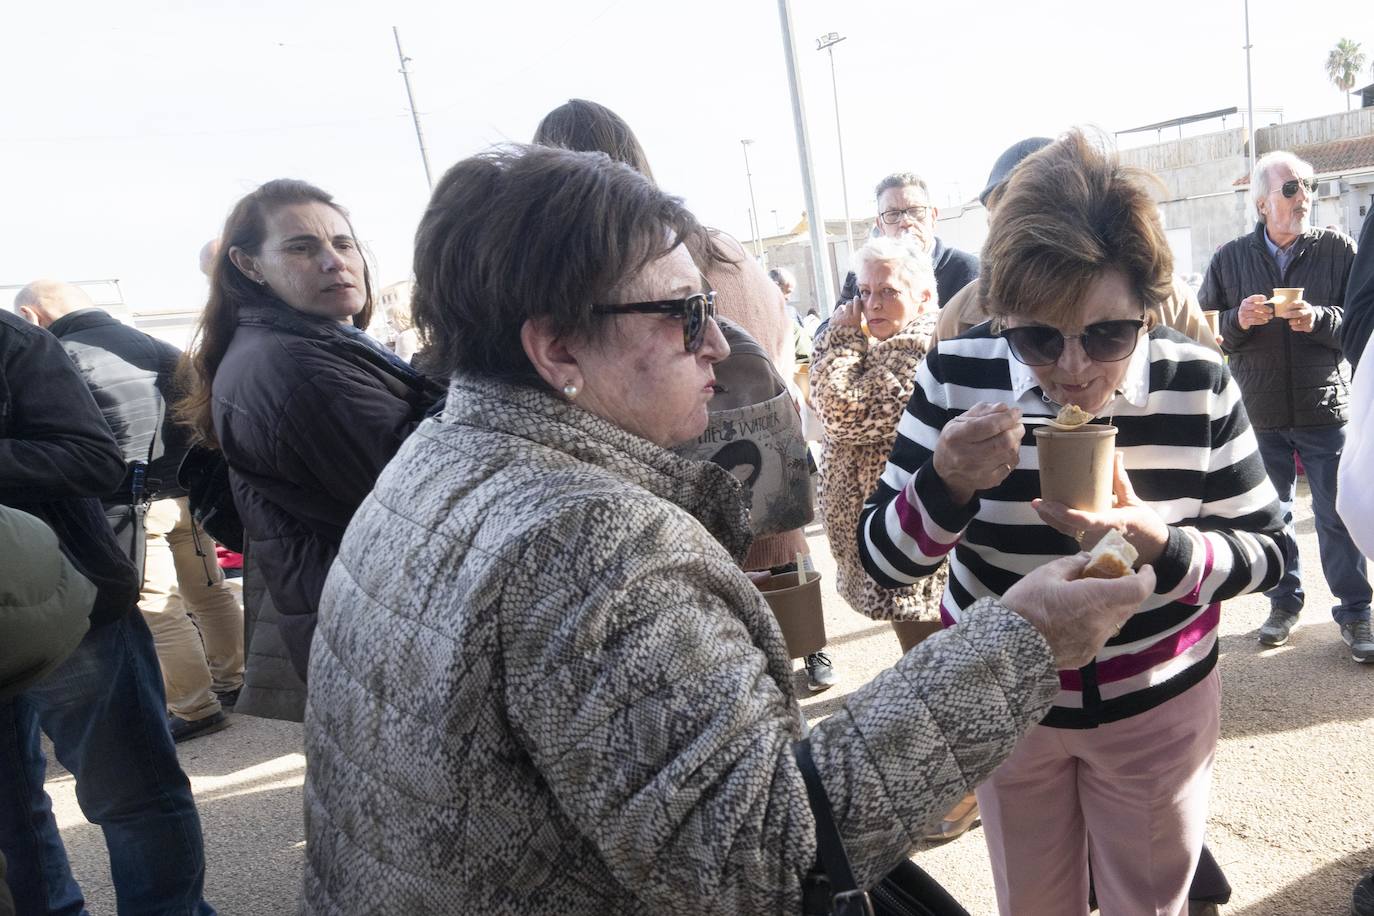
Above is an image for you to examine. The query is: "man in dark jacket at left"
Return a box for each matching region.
[16,280,244,743]
[0,309,215,914]
[1199,149,1371,664]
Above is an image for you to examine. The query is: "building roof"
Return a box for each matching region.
[1232,135,1374,186]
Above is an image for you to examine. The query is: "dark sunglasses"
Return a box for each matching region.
[591,291,717,352]
[999,318,1146,366]
[1279,177,1318,198]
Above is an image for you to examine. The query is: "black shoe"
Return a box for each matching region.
[804,652,838,691]
[1340,621,1374,664]
[1354,869,1374,916]
[1258,610,1298,646]
[214,687,241,712]
[169,710,230,743]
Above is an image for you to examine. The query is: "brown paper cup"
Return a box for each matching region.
[758,571,827,658]
[1034,425,1118,512]
[1202,310,1220,337]
[1270,287,1304,318]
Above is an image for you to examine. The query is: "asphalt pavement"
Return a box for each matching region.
[46,478,1374,914]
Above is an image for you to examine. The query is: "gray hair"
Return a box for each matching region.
[873,171,930,202]
[1250,150,1314,219]
[767,267,796,288]
[850,237,937,302]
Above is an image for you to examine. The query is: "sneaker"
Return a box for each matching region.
[1340,620,1374,664]
[1258,610,1298,646]
[169,710,230,743]
[214,687,241,712]
[804,652,838,691]
[1354,869,1374,916]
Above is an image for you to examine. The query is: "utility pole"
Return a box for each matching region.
[393,26,434,191]
[1242,0,1256,179]
[817,32,856,263]
[777,0,836,313]
[740,140,763,258]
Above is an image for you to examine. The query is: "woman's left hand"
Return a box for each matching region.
[1032,452,1169,566]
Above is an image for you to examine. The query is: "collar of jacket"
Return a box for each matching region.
[443,371,755,564]
[47,308,118,339]
[1248,221,1323,258]
[235,300,358,339]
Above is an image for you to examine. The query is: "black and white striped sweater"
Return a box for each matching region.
[858,324,1290,728]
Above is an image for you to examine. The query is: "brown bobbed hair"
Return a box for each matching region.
[177,179,374,447]
[979,130,1173,329]
[411,144,709,386]
[533,98,655,181]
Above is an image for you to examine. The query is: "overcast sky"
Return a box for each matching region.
[3,0,1370,314]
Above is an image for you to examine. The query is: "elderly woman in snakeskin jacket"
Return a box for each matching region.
[300,145,1157,915]
[812,238,946,648]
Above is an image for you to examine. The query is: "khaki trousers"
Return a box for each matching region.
[140,496,244,720]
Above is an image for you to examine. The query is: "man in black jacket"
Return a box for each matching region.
[1199,150,1371,663]
[0,309,214,914]
[834,170,979,311]
[16,280,244,741]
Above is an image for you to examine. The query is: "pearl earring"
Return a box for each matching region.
[562,382,579,399]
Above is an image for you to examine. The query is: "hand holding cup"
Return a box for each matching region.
[1033,452,1169,565]
[1285,301,1316,333]
[1237,294,1273,330]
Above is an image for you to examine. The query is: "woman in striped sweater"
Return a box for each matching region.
[857,131,1290,915]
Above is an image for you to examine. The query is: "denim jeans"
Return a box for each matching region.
[1256,425,1373,624]
[0,612,215,915]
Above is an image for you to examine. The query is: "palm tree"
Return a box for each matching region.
[1327,38,1366,111]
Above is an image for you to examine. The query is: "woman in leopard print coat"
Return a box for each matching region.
[813,238,947,626]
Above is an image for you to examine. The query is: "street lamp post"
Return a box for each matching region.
[1243,0,1256,178]
[740,139,763,259]
[817,32,856,264]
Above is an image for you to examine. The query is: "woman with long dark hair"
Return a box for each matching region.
[179,180,443,718]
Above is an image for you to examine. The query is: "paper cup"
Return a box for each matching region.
[1034,425,1118,512]
[757,570,827,658]
[1202,310,1220,337]
[1270,287,1304,318]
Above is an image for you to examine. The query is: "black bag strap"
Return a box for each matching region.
[794,738,874,916]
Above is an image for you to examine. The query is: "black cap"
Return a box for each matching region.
[979,137,1053,206]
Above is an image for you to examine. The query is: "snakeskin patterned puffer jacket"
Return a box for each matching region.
[302,372,1059,915]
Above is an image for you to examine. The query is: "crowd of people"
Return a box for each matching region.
[2,99,1373,916]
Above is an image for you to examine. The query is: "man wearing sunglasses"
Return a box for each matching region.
[832,171,979,315]
[1198,150,1369,662]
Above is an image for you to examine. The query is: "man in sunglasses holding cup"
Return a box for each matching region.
[1198,150,1370,662]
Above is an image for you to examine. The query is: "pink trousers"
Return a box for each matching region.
[975,671,1220,916]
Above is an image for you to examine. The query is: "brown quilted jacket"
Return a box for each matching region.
[302,372,1059,915]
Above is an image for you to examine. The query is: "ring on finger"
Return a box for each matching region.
[1074,529,1086,544]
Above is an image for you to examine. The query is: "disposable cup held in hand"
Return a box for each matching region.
[1034,424,1117,512]
[1202,310,1220,337]
[1267,287,1304,318]
[757,569,827,658]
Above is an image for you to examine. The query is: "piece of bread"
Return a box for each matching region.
[1082,529,1138,579]
[1055,403,1094,427]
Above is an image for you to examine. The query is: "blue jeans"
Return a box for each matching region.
[1256,425,1373,624]
[0,613,215,915]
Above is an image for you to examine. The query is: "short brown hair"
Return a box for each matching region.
[979,130,1173,327]
[411,145,708,385]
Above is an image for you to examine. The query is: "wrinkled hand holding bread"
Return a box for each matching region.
[1082,529,1138,579]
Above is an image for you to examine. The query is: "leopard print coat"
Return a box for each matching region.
[302,371,1058,915]
[812,314,947,621]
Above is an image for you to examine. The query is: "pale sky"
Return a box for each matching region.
[3,0,1370,315]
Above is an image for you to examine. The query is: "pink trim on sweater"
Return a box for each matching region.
[1057,603,1220,690]
[893,491,957,559]
[1180,534,1215,606]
